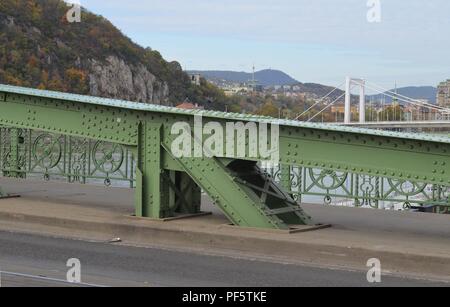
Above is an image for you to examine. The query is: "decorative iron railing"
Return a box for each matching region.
[262,163,450,214]
[0,127,135,187]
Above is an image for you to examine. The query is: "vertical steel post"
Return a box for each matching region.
[135,122,164,218]
[280,164,291,192]
[0,127,20,199]
[9,128,20,178]
[134,122,200,219]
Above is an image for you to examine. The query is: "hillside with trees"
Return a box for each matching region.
[0,0,229,108]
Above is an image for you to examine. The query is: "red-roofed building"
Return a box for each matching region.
[176,102,204,110]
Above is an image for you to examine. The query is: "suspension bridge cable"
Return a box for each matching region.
[366,81,446,110]
[307,93,346,122]
[352,81,447,113]
[294,83,345,120]
[365,86,444,112]
[364,81,450,112]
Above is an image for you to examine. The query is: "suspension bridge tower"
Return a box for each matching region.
[344,77,366,124]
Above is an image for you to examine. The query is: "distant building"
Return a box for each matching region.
[189,74,201,86]
[437,79,450,107]
[223,86,249,96]
[176,102,204,110]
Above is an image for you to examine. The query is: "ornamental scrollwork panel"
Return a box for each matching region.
[1,127,135,187]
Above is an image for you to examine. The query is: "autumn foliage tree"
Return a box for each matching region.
[65,68,87,93]
[258,99,279,117]
[0,0,219,105]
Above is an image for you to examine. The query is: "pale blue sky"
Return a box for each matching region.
[80,0,450,88]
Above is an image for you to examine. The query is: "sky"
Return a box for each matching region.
[79,0,450,89]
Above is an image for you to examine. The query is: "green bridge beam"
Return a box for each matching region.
[0,84,449,229]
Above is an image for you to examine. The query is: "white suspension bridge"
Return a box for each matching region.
[295,77,450,128]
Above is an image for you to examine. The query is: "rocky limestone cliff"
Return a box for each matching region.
[89,56,169,104]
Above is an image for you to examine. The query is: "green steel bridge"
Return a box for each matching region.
[0,84,449,230]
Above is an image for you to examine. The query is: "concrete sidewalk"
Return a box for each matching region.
[0,177,449,282]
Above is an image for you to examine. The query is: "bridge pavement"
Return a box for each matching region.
[0,177,449,285]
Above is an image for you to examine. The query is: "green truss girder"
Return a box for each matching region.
[0,84,449,229]
[278,129,450,186]
[162,144,311,229]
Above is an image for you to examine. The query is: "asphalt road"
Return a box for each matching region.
[0,231,447,287]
